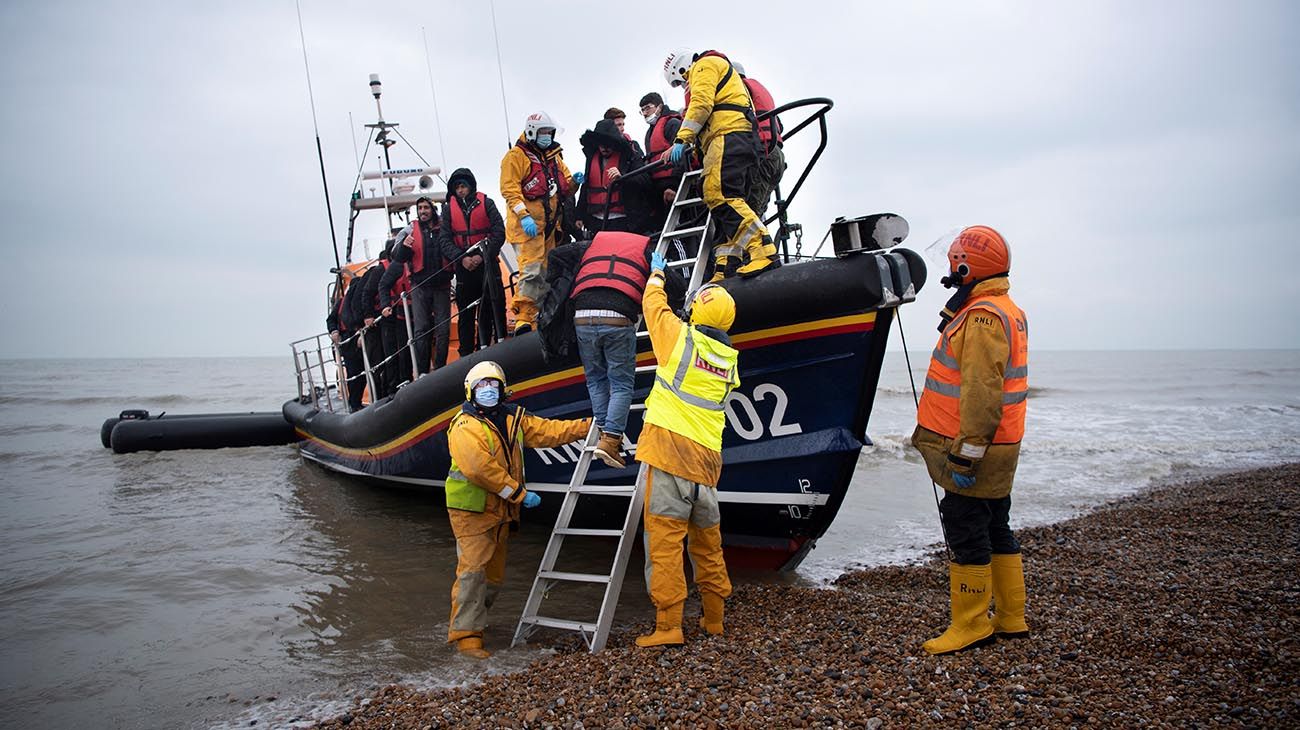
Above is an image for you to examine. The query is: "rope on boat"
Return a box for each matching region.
[895,309,954,561]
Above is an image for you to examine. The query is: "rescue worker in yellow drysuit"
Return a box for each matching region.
[661,48,779,281]
[634,250,739,647]
[912,225,1030,655]
[445,360,591,658]
[500,111,582,335]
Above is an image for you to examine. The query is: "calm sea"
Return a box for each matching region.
[1,351,1297,728]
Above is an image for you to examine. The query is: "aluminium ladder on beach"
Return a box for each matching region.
[510,169,717,653]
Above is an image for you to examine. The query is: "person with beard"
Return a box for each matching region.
[577,118,651,235]
[386,198,452,373]
[370,242,414,395]
[444,361,591,658]
[439,168,507,356]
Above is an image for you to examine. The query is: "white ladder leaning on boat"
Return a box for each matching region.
[510,168,716,653]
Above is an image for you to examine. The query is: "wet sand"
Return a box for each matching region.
[313,464,1300,728]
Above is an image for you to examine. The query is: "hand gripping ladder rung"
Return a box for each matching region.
[511,421,646,653]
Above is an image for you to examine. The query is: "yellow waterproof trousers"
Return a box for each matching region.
[641,464,732,609]
[702,132,773,278]
[447,521,510,642]
[510,230,559,328]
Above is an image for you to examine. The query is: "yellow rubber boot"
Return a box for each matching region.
[512,297,538,335]
[990,553,1030,638]
[699,592,725,636]
[635,602,685,647]
[922,563,995,655]
[456,636,491,659]
[735,239,780,278]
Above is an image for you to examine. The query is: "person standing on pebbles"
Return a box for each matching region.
[912,225,1031,655]
[634,251,739,648]
[444,361,591,659]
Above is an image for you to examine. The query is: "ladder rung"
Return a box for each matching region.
[539,570,611,584]
[523,616,598,633]
[555,527,624,537]
[673,197,704,205]
[666,259,694,269]
[635,364,656,374]
[572,485,636,495]
[682,169,703,178]
[629,403,646,411]
[664,224,707,238]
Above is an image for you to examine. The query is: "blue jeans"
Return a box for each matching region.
[575,323,637,436]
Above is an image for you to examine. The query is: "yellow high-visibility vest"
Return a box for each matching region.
[644,325,740,451]
[444,412,523,512]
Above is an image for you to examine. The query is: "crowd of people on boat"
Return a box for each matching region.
[325,49,1031,659]
[326,49,785,406]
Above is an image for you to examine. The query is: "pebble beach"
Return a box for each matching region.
[309,463,1299,728]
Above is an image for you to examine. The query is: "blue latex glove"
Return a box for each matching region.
[951,472,976,489]
[650,251,667,273]
[522,491,541,508]
[669,142,686,164]
[572,171,585,185]
[520,215,538,237]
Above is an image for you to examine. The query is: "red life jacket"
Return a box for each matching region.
[585,151,624,214]
[645,111,682,181]
[447,192,492,250]
[517,141,571,201]
[408,221,432,273]
[570,231,651,303]
[743,76,782,151]
[380,259,411,319]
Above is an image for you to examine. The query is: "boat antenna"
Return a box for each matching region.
[367,74,397,231]
[421,27,449,172]
[488,0,513,149]
[294,0,341,274]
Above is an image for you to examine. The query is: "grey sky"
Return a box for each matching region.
[2,1,1296,358]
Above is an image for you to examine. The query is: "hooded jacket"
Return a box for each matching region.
[438,167,506,274]
[577,119,651,233]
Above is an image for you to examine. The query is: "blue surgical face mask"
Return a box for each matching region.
[535,133,553,149]
[474,383,500,408]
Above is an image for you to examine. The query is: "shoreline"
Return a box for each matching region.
[312,463,1300,728]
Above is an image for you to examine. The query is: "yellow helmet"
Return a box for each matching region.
[688,284,736,332]
[463,360,507,401]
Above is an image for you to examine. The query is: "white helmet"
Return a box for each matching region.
[663,48,697,88]
[732,61,746,76]
[523,111,560,142]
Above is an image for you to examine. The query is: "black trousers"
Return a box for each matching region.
[476,257,508,347]
[454,265,492,357]
[410,282,452,373]
[939,492,1020,566]
[338,339,366,411]
[379,318,412,396]
[361,327,387,400]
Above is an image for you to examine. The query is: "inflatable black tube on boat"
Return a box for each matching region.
[104,410,299,454]
[283,248,928,455]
